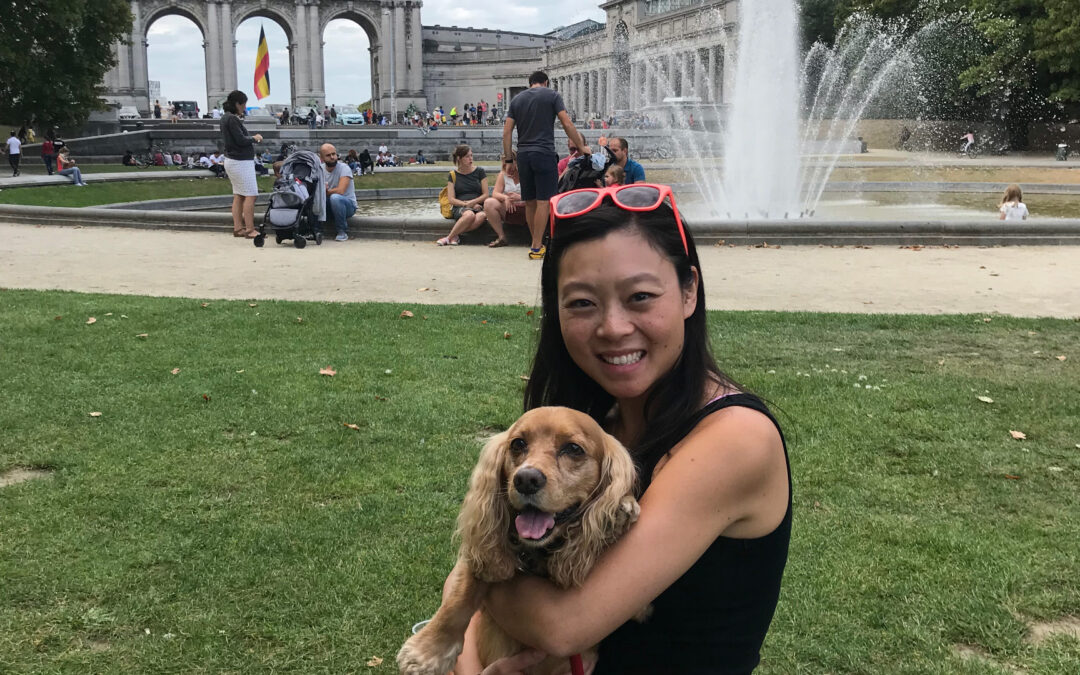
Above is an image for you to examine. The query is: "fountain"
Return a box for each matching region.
[650,1,925,220]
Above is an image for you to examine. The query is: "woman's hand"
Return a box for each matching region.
[503,197,516,214]
[253,134,263,143]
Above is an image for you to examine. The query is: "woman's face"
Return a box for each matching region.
[557,229,698,404]
[458,151,474,169]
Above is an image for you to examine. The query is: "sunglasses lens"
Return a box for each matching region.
[616,186,662,208]
[555,191,600,216]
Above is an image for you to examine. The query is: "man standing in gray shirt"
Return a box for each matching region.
[503,71,590,259]
[320,143,357,241]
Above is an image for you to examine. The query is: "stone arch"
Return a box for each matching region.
[139,5,209,115]
[320,9,380,108]
[230,8,296,111]
[142,4,207,42]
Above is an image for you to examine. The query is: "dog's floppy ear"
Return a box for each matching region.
[456,431,517,583]
[548,432,638,587]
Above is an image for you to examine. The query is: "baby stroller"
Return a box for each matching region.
[557,146,616,193]
[255,150,325,248]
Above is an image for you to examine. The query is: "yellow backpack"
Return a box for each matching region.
[438,170,456,218]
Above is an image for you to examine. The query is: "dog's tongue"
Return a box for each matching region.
[515,510,555,540]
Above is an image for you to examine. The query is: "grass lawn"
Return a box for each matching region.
[0,174,448,208]
[1,290,1078,673]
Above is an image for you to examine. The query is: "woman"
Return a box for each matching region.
[452,184,792,674]
[345,149,361,174]
[219,89,264,238]
[56,147,87,186]
[435,145,489,246]
[481,159,526,248]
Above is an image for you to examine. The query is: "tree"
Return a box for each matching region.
[0,0,133,130]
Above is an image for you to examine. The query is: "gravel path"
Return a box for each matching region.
[2,224,1077,318]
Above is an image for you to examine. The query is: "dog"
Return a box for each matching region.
[397,406,641,675]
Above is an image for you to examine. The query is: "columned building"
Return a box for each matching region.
[103,0,735,119]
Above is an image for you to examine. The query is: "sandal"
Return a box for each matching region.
[487,238,508,248]
[436,236,460,246]
[244,230,260,239]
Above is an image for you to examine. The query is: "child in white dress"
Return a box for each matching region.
[999,184,1029,221]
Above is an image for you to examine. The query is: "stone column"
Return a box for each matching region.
[130,1,149,113]
[370,47,380,103]
[308,1,324,105]
[694,49,705,100]
[721,46,732,106]
[394,3,407,98]
[379,6,392,111]
[681,52,691,98]
[221,1,237,93]
[409,3,423,95]
[293,2,308,108]
[204,2,219,104]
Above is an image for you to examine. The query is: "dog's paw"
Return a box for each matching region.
[616,496,641,530]
[396,634,463,675]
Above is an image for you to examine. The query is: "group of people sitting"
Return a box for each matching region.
[435,136,645,249]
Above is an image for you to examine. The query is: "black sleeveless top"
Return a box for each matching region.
[595,394,792,675]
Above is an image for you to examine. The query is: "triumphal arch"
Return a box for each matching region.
[103,0,426,115]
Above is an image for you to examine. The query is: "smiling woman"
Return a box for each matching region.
[146,15,208,113]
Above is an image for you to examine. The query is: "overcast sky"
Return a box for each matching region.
[146,1,606,112]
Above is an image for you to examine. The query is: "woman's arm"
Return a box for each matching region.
[448,179,464,206]
[224,115,254,149]
[484,407,788,657]
[492,172,507,200]
[471,177,490,206]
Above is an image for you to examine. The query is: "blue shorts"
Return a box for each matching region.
[516,150,559,202]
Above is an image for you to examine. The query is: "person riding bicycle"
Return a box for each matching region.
[961,130,975,155]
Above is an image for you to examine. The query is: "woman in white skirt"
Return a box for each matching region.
[220,90,263,237]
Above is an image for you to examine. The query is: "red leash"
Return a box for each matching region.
[569,653,585,675]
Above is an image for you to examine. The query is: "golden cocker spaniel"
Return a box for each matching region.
[397,406,640,675]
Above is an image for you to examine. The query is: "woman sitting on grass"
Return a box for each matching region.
[56,148,87,186]
[436,144,489,246]
[449,183,792,674]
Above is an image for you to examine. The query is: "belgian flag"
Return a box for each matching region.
[254,25,270,99]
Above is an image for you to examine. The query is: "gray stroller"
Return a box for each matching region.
[255,150,326,248]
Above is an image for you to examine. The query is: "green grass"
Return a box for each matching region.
[0,174,448,208]
[1,291,1079,673]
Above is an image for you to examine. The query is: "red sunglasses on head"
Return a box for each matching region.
[548,183,689,255]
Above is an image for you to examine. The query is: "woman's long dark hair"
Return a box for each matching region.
[523,200,742,473]
[224,90,248,116]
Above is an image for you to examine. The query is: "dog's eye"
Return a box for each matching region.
[559,443,585,457]
[509,438,527,454]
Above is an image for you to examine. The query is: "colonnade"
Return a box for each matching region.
[103,0,426,117]
[551,45,725,121]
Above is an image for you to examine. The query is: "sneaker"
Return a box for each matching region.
[528,245,546,260]
[335,233,349,242]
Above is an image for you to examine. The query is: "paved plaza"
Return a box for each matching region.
[2,223,1077,318]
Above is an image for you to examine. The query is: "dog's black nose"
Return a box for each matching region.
[513,467,547,495]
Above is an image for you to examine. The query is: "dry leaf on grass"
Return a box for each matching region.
[297,317,303,323]
[526,310,535,317]
[202,394,211,402]
[136,333,149,338]
[481,320,488,325]
[249,303,258,308]
[235,369,245,374]
[343,423,361,431]
[105,313,113,317]
[400,310,414,319]
[1004,474,1021,480]
[54,316,62,320]
[201,303,210,308]
[366,656,383,667]
[1057,355,1067,361]
[977,396,994,404]
[1009,430,1027,440]
[319,367,337,377]
[504,332,512,339]
[89,411,102,417]
[519,375,530,381]
[170,368,180,375]
[982,317,992,323]
[86,317,97,325]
